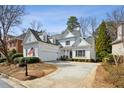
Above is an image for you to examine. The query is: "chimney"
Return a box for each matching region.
[117,23,124,40]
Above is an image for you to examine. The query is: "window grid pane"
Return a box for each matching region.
[75,50,85,57]
[66,41,70,45]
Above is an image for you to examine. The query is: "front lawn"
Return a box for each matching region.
[0,63,57,81]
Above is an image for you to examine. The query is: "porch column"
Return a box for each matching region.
[72,50,76,58]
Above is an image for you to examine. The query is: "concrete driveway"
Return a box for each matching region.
[22,61,99,88]
[0,76,13,88]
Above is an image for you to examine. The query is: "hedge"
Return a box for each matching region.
[11,53,23,61]
[13,57,23,64]
[0,58,6,63]
[60,58,95,62]
[20,57,40,64]
[8,49,17,58]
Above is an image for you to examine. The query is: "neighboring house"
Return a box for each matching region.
[112,23,124,56]
[7,33,26,53]
[23,29,60,61]
[50,27,96,60]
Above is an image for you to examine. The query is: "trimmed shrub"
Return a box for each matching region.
[0,58,6,63]
[69,59,95,62]
[20,57,40,64]
[8,49,17,58]
[13,57,23,64]
[11,53,23,61]
[102,54,114,64]
[60,55,68,61]
[96,51,110,62]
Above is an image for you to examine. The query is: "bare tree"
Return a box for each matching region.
[79,17,90,38]
[106,6,124,65]
[79,16,98,38]
[106,6,124,40]
[0,5,25,63]
[30,20,43,31]
[79,16,98,61]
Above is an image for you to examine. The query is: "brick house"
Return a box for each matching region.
[7,33,26,53]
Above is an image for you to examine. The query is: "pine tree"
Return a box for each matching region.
[67,16,80,31]
[96,21,111,58]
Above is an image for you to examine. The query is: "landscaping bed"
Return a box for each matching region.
[0,63,57,81]
[92,65,114,88]
[93,64,124,88]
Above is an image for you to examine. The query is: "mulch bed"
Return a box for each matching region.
[0,63,57,81]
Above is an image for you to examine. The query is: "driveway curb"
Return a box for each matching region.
[0,67,61,88]
[0,73,28,88]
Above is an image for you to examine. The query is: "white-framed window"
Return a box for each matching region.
[76,50,85,57]
[66,41,70,45]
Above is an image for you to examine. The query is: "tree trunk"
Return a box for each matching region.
[2,44,12,64]
[5,53,12,64]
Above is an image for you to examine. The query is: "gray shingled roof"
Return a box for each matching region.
[72,37,81,47]
[7,35,16,38]
[111,39,123,45]
[85,36,95,45]
[27,28,58,45]
[71,36,94,47]
[29,29,42,42]
[51,29,81,40]
[16,33,26,40]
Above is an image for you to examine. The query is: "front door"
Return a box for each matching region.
[70,51,72,58]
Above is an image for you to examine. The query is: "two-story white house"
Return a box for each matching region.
[23,28,96,61]
[112,22,124,56]
[49,28,96,60]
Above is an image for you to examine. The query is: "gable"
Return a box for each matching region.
[65,31,75,38]
[77,38,90,47]
[23,31,38,44]
[39,32,47,41]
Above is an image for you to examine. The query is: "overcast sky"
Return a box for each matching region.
[12,5,122,36]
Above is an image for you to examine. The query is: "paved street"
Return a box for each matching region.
[0,76,13,88]
[21,61,99,88]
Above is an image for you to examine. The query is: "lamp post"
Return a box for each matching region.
[25,60,28,76]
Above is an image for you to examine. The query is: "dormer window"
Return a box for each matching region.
[66,41,70,45]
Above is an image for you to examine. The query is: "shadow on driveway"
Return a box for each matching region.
[54,64,76,68]
[45,61,76,67]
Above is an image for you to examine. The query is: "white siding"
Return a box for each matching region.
[112,24,124,56]
[23,43,39,57]
[39,32,48,42]
[23,42,60,61]
[117,25,123,40]
[59,38,75,47]
[112,43,124,56]
[49,38,53,43]
[78,38,90,46]
[38,42,60,61]
[65,32,74,38]
[72,50,76,58]
[25,31,37,44]
[72,48,91,59]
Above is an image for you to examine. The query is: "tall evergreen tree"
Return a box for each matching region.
[96,21,111,55]
[67,16,80,31]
